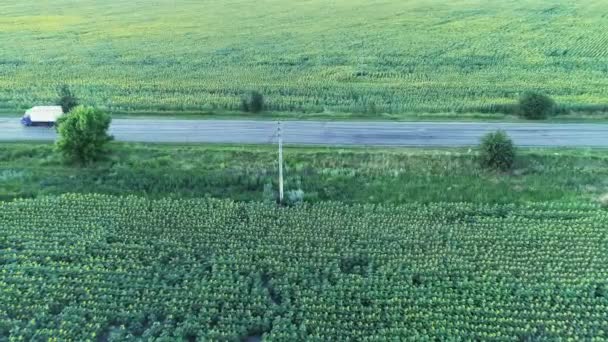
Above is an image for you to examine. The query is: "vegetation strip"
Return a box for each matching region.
[1,143,608,204]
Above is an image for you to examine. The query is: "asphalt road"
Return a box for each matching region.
[1,118,608,147]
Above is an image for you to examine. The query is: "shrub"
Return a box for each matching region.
[598,193,608,208]
[241,91,264,113]
[518,92,555,120]
[479,130,516,171]
[285,189,305,206]
[55,106,113,164]
[56,85,79,114]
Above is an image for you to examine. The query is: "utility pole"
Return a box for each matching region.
[278,121,284,203]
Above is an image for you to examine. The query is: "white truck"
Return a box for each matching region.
[21,106,64,127]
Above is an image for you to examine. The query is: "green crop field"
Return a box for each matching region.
[2,144,608,339]
[1,0,608,117]
[2,194,608,340]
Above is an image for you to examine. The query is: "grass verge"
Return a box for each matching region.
[3,109,608,123]
[1,142,607,204]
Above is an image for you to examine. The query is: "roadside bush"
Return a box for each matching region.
[518,92,555,120]
[285,189,305,206]
[598,193,608,208]
[55,106,113,164]
[479,131,516,171]
[57,85,78,114]
[241,91,264,113]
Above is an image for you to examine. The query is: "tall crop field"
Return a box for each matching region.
[1,0,607,116]
[1,194,607,340]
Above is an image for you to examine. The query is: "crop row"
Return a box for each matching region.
[2,0,608,115]
[1,194,607,340]
[1,59,607,115]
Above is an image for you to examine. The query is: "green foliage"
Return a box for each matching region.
[599,193,608,208]
[285,189,305,206]
[518,92,556,120]
[56,84,78,114]
[479,131,516,171]
[3,143,608,204]
[241,91,265,113]
[1,1,607,116]
[263,182,276,203]
[55,106,113,164]
[1,194,607,340]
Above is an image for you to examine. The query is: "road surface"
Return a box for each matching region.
[1,118,608,147]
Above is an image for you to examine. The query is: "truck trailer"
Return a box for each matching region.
[21,106,64,127]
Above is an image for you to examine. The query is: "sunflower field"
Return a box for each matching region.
[1,194,607,340]
[1,0,608,116]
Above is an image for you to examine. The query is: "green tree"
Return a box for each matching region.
[241,91,264,113]
[55,106,113,164]
[518,91,555,120]
[478,130,516,171]
[56,85,79,114]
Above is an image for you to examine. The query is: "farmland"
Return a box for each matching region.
[3,0,608,338]
[2,194,607,340]
[2,142,608,339]
[1,0,608,117]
